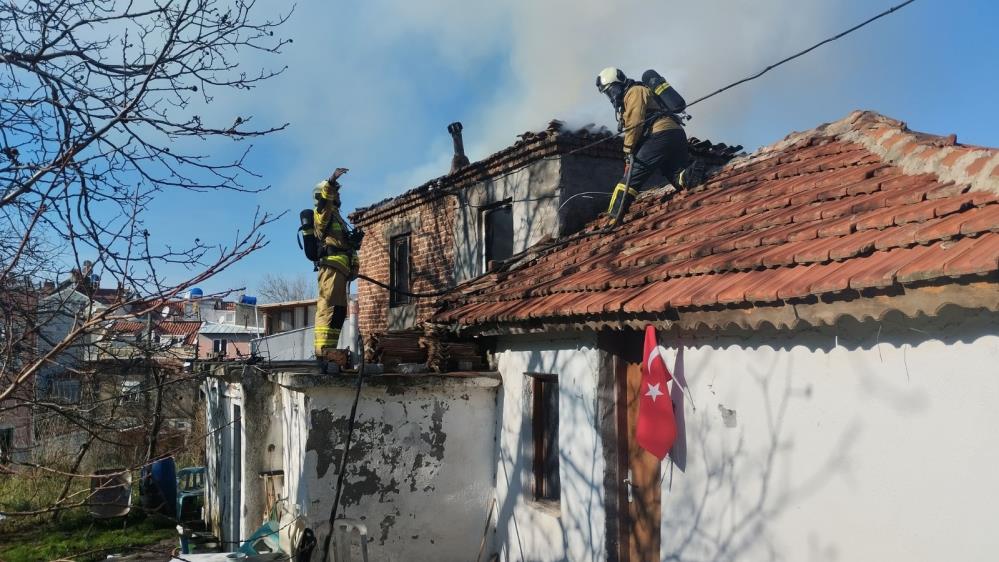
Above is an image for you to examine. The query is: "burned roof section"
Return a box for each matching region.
[435,111,999,332]
[349,120,741,225]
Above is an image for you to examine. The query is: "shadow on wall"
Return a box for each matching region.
[658,305,999,561]
[662,346,861,562]
[493,343,605,562]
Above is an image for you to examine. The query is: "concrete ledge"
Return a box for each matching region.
[268,370,502,392]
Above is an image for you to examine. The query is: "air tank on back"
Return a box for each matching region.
[641,69,686,114]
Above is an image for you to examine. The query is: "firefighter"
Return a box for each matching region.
[312,167,358,365]
[596,67,706,225]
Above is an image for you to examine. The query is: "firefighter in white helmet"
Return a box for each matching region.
[596,67,705,225]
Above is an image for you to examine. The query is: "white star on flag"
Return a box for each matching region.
[645,382,664,402]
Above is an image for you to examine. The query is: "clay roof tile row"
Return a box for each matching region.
[434,111,999,328]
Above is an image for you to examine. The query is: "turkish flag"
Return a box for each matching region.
[636,325,677,460]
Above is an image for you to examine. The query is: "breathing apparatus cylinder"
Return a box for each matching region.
[641,69,686,114]
[299,209,320,261]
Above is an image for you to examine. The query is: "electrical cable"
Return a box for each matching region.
[320,348,367,562]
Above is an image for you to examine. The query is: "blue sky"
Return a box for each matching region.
[133,0,998,297]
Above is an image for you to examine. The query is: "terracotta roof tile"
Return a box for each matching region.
[437,111,999,328]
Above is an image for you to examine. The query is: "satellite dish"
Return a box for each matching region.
[161,306,171,318]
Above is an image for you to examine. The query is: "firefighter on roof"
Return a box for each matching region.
[311,167,358,365]
[596,67,706,226]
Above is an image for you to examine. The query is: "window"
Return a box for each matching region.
[50,379,81,404]
[528,372,560,504]
[483,203,513,271]
[306,304,316,327]
[278,310,293,333]
[121,380,142,403]
[389,234,411,306]
[213,338,228,355]
[0,427,13,463]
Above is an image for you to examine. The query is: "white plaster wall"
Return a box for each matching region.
[453,159,562,282]
[493,332,607,562]
[280,377,498,562]
[658,310,999,562]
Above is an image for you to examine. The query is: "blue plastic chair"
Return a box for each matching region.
[239,519,281,555]
[176,466,206,522]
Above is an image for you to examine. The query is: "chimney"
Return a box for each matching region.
[42,280,55,294]
[448,122,470,173]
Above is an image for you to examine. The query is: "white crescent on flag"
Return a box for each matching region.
[646,344,672,374]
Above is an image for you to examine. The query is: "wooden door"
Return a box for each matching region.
[618,359,661,561]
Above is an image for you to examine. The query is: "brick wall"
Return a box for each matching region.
[355,194,458,337]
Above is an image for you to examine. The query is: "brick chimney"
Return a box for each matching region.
[448,122,470,173]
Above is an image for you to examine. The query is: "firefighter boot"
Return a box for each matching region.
[606,183,638,227]
[676,159,708,190]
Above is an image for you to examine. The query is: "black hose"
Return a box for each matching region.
[320,352,366,562]
[355,273,454,298]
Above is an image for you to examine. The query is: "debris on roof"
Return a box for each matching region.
[436,111,999,332]
[351,120,742,225]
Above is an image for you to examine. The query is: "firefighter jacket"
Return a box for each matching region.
[314,180,356,274]
[621,84,680,154]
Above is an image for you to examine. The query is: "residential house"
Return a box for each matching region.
[198,323,264,360]
[0,278,38,466]
[201,122,735,560]
[203,111,999,561]
[250,297,359,361]
[433,111,999,561]
[349,121,627,336]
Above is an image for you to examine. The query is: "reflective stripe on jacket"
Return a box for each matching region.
[314,180,355,274]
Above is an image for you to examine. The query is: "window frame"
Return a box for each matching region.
[481,200,514,272]
[120,380,142,404]
[526,371,560,508]
[213,338,228,355]
[389,233,412,307]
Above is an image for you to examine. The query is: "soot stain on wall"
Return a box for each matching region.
[313,396,452,511]
[305,408,336,478]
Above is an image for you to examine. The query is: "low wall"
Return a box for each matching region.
[272,371,500,561]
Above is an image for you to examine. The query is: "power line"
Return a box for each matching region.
[556,0,921,160]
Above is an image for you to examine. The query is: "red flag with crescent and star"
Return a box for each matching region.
[636,325,677,459]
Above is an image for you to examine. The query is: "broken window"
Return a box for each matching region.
[529,372,560,504]
[483,203,513,271]
[390,234,411,307]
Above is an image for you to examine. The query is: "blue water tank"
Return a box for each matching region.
[239,295,257,305]
[140,456,177,518]
[188,288,204,299]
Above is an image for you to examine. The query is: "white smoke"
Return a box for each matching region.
[216,0,863,204]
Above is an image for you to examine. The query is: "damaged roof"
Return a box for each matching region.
[436,111,999,332]
[350,120,741,225]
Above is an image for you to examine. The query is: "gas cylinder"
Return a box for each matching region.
[641,69,686,114]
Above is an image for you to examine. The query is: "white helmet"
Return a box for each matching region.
[596,67,626,93]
